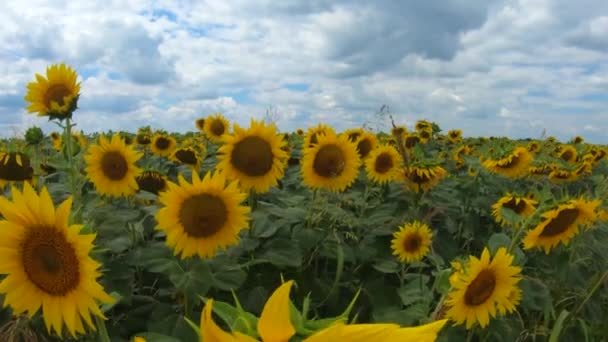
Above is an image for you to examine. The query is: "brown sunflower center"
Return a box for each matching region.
[313,144,345,178]
[137,172,167,195]
[179,194,228,238]
[357,139,373,158]
[420,130,431,139]
[155,137,171,150]
[403,234,421,253]
[137,135,151,145]
[101,151,128,180]
[539,208,579,237]
[502,198,527,214]
[175,149,198,165]
[22,228,80,296]
[196,119,206,130]
[210,120,225,136]
[44,84,71,108]
[230,136,274,176]
[464,269,496,306]
[560,150,574,161]
[405,136,420,149]
[0,153,34,181]
[374,152,394,173]
[410,170,431,184]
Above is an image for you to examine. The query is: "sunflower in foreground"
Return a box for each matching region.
[151,134,176,157]
[0,183,114,337]
[24,63,80,120]
[445,247,522,329]
[391,221,433,263]
[522,197,600,254]
[491,193,538,227]
[201,280,448,342]
[482,146,532,178]
[84,133,142,197]
[365,144,402,184]
[156,171,250,259]
[217,120,288,193]
[402,165,447,193]
[204,113,230,143]
[302,131,361,192]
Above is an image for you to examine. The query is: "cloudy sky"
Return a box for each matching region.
[1,0,607,142]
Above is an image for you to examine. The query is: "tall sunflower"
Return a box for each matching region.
[0,152,35,188]
[391,221,433,263]
[445,247,522,329]
[84,133,142,197]
[195,118,206,132]
[522,198,600,254]
[216,120,288,193]
[151,134,177,157]
[355,132,378,159]
[301,132,361,192]
[402,165,447,193]
[365,144,402,184]
[0,183,114,337]
[24,63,80,120]
[491,194,538,227]
[156,171,250,259]
[482,146,532,178]
[204,113,230,143]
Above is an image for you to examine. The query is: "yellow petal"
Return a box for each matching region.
[257,280,295,342]
[200,299,239,342]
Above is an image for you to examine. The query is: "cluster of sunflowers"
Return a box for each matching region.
[0,63,606,342]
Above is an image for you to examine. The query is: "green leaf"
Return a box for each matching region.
[488,233,511,254]
[372,259,400,273]
[432,269,452,295]
[260,238,302,267]
[549,310,570,342]
[211,267,247,291]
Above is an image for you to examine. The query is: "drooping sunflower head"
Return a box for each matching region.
[304,123,336,147]
[24,63,81,120]
[491,193,538,227]
[156,171,251,259]
[481,146,532,178]
[136,170,168,195]
[447,129,462,143]
[365,144,402,184]
[523,197,600,254]
[391,221,433,263]
[403,164,448,193]
[547,168,578,183]
[217,119,288,193]
[355,132,378,159]
[203,113,230,143]
[301,131,361,192]
[0,182,115,337]
[195,117,206,132]
[151,134,177,157]
[0,152,35,188]
[445,247,522,329]
[557,145,577,163]
[84,133,142,197]
[172,147,201,171]
[343,128,365,142]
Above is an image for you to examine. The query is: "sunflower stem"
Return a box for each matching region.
[63,118,81,212]
[564,270,608,326]
[94,316,111,342]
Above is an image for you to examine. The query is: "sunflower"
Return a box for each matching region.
[415,120,432,132]
[50,132,62,151]
[204,113,230,143]
[151,134,177,157]
[547,169,577,183]
[71,130,88,149]
[216,120,288,193]
[136,171,168,195]
[343,128,365,142]
[172,147,201,171]
[136,133,151,146]
[355,132,377,159]
[491,194,538,227]
[527,141,541,153]
[156,171,250,259]
[572,135,584,144]
[391,126,408,139]
[24,63,80,120]
[365,145,402,184]
[403,165,447,193]
[445,247,522,329]
[482,147,532,178]
[296,128,304,136]
[403,134,421,149]
[467,166,478,177]
[304,123,335,147]
[391,221,433,263]
[301,132,361,192]
[84,133,142,197]
[0,183,114,337]
[557,145,577,163]
[195,117,206,132]
[522,198,600,254]
[447,129,462,143]
[528,163,554,177]
[0,152,35,188]
[133,337,146,342]
[418,128,433,142]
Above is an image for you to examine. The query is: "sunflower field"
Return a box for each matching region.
[0,63,606,342]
